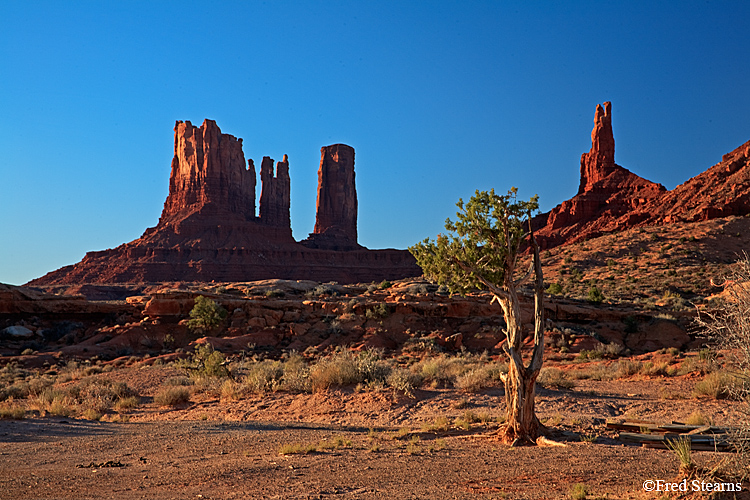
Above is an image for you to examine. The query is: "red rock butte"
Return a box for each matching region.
[533,102,750,247]
[29,119,420,285]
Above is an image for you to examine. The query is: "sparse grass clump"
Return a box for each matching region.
[0,406,25,419]
[684,410,712,426]
[29,377,138,418]
[666,436,694,471]
[279,435,351,456]
[422,416,450,433]
[537,367,575,389]
[278,442,318,455]
[569,483,588,500]
[693,371,743,400]
[154,386,191,407]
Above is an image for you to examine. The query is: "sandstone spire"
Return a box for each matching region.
[301,144,360,250]
[160,119,255,222]
[259,154,291,229]
[578,101,616,194]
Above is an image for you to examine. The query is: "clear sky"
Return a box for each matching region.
[2,1,749,285]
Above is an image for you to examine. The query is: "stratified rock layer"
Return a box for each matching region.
[29,120,419,286]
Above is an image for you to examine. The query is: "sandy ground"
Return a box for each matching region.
[1,365,748,500]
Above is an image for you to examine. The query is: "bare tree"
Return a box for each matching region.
[697,255,750,472]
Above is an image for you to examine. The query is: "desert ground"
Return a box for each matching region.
[1,349,747,500]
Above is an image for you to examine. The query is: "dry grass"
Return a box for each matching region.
[693,371,743,400]
[154,386,191,407]
[537,367,575,389]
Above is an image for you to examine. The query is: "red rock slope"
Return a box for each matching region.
[29,120,420,285]
[534,102,750,247]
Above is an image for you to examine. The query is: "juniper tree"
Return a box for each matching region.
[410,188,544,445]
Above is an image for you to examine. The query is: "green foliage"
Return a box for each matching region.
[187,296,227,332]
[178,343,229,379]
[409,188,539,295]
[365,303,390,320]
[546,282,563,295]
[569,483,588,500]
[587,285,605,304]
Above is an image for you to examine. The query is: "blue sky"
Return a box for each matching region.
[2,1,749,285]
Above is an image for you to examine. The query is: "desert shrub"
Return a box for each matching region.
[264,289,285,298]
[0,405,25,419]
[537,367,575,389]
[684,410,712,426]
[569,484,588,500]
[404,283,434,295]
[178,344,229,379]
[68,378,136,412]
[241,360,284,393]
[280,353,311,393]
[575,349,604,362]
[306,284,340,298]
[365,303,390,320]
[154,386,191,407]
[569,364,612,381]
[385,367,421,397]
[417,355,471,386]
[422,416,450,433]
[308,349,391,392]
[454,367,492,392]
[587,286,605,304]
[692,371,743,400]
[164,375,193,386]
[220,379,242,400]
[546,282,563,295]
[114,396,140,410]
[378,280,392,290]
[186,296,228,332]
[611,360,641,378]
[34,388,75,416]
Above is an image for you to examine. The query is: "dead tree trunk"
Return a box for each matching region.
[497,223,545,445]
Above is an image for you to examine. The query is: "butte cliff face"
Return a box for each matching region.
[533,102,750,248]
[162,120,256,222]
[29,120,419,285]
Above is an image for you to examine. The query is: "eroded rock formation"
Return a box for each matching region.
[579,101,616,194]
[534,102,667,247]
[533,102,750,248]
[259,155,291,232]
[28,120,419,286]
[301,144,360,250]
[162,120,256,222]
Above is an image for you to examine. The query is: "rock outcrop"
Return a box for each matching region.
[533,102,750,248]
[301,144,360,250]
[533,103,667,247]
[578,102,617,194]
[28,120,419,286]
[162,120,256,222]
[259,155,291,232]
